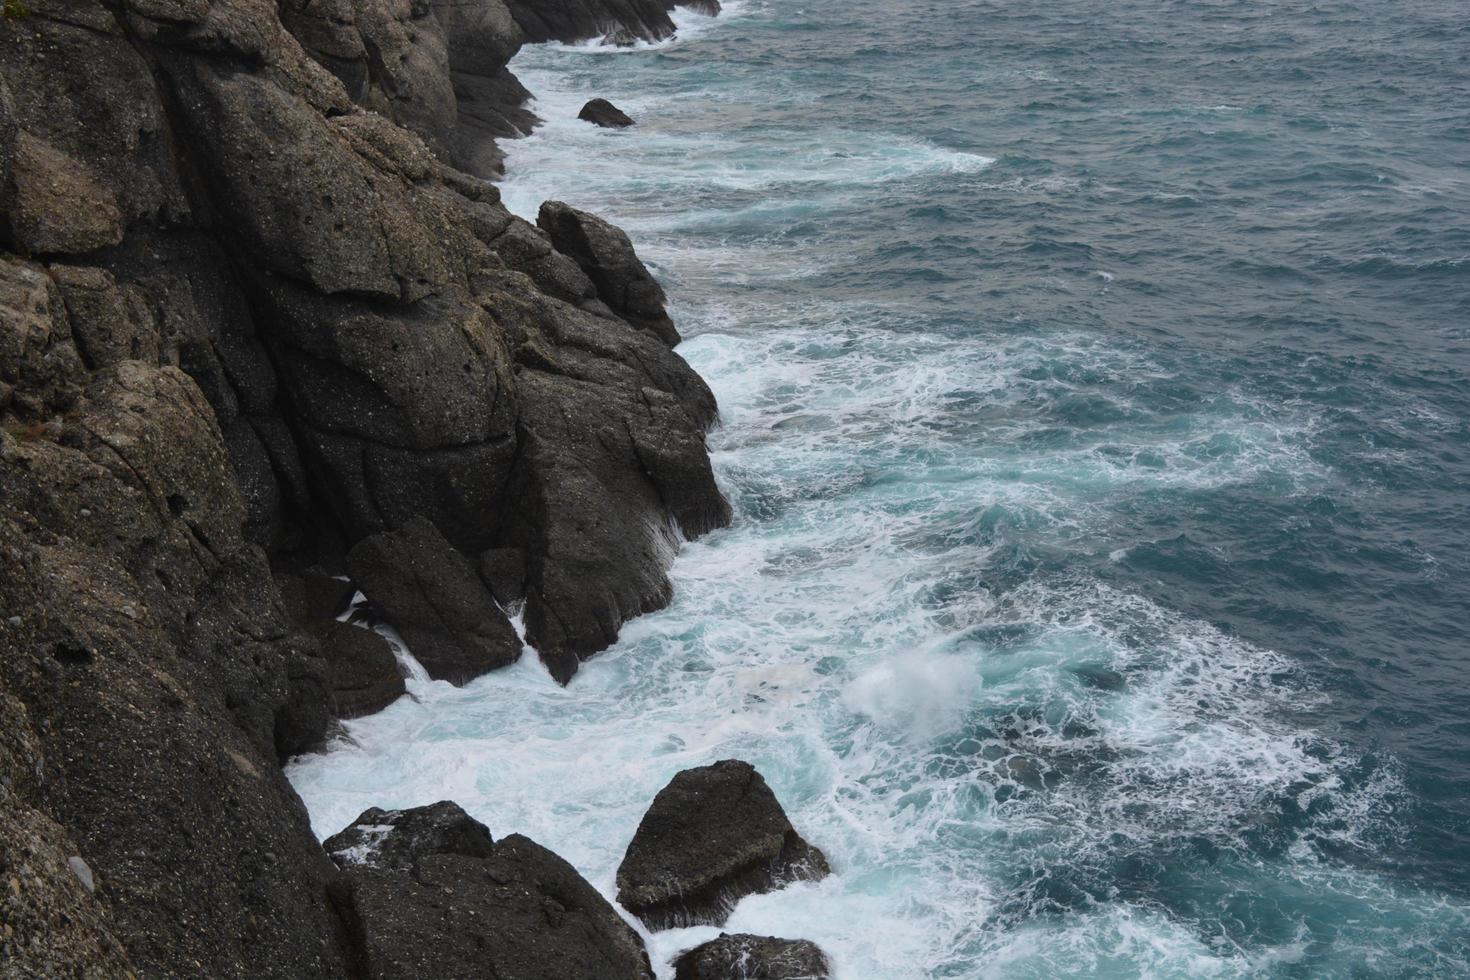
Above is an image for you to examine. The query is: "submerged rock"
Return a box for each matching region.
[346,517,521,685]
[328,802,655,980]
[580,97,636,128]
[617,760,831,929]
[672,934,831,980]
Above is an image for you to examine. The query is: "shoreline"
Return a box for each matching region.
[0,0,754,975]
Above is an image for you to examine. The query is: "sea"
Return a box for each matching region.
[288,1,1470,975]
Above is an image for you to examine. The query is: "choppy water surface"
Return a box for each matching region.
[290,2,1470,975]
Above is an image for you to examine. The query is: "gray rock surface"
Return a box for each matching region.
[617,761,831,930]
[580,97,637,128]
[347,517,522,685]
[327,802,655,980]
[0,0,729,972]
[673,933,831,980]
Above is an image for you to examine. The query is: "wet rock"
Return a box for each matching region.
[579,97,636,128]
[310,621,406,719]
[678,0,722,15]
[507,0,681,45]
[325,801,498,872]
[328,802,655,980]
[346,517,521,685]
[617,760,831,929]
[538,200,679,345]
[478,546,528,607]
[672,934,830,980]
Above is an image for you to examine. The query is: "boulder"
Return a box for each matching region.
[310,621,406,718]
[673,934,831,980]
[345,517,521,685]
[327,802,655,980]
[275,567,357,626]
[538,200,680,346]
[579,97,636,128]
[617,761,830,930]
[678,0,722,15]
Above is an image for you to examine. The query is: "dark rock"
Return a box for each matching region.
[617,761,831,930]
[673,934,831,980]
[538,200,680,345]
[678,0,722,15]
[310,621,406,719]
[324,801,498,872]
[346,517,521,685]
[580,97,636,128]
[275,650,334,759]
[328,802,655,980]
[603,26,641,46]
[0,268,352,976]
[276,567,357,627]
[479,547,528,607]
[507,0,681,45]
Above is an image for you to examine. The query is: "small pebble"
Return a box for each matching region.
[67,856,95,894]
[5,616,19,627]
[79,508,92,517]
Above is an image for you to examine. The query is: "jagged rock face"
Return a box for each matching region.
[346,516,522,684]
[327,802,656,980]
[580,97,637,128]
[539,200,681,345]
[617,761,831,930]
[507,0,678,44]
[0,260,349,976]
[1,0,729,971]
[672,934,831,980]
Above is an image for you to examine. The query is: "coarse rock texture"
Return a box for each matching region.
[0,0,728,973]
[672,934,832,980]
[618,761,831,930]
[580,97,636,128]
[309,621,408,718]
[346,517,522,685]
[539,199,681,345]
[0,264,350,975]
[326,802,656,980]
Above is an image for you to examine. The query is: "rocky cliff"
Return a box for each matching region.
[0,0,726,973]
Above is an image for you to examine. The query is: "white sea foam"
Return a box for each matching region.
[286,6,1468,976]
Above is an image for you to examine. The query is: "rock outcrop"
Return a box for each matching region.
[617,761,831,930]
[673,934,832,980]
[539,200,682,345]
[310,621,408,718]
[580,97,637,128]
[347,517,522,685]
[327,802,655,980]
[0,0,729,972]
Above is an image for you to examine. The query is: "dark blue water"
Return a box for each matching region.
[294,1,1470,974]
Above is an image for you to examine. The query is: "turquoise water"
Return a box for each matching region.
[290,2,1470,975]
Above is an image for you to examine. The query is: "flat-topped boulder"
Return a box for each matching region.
[346,517,521,685]
[617,760,830,929]
[673,934,831,980]
[327,802,655,980]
